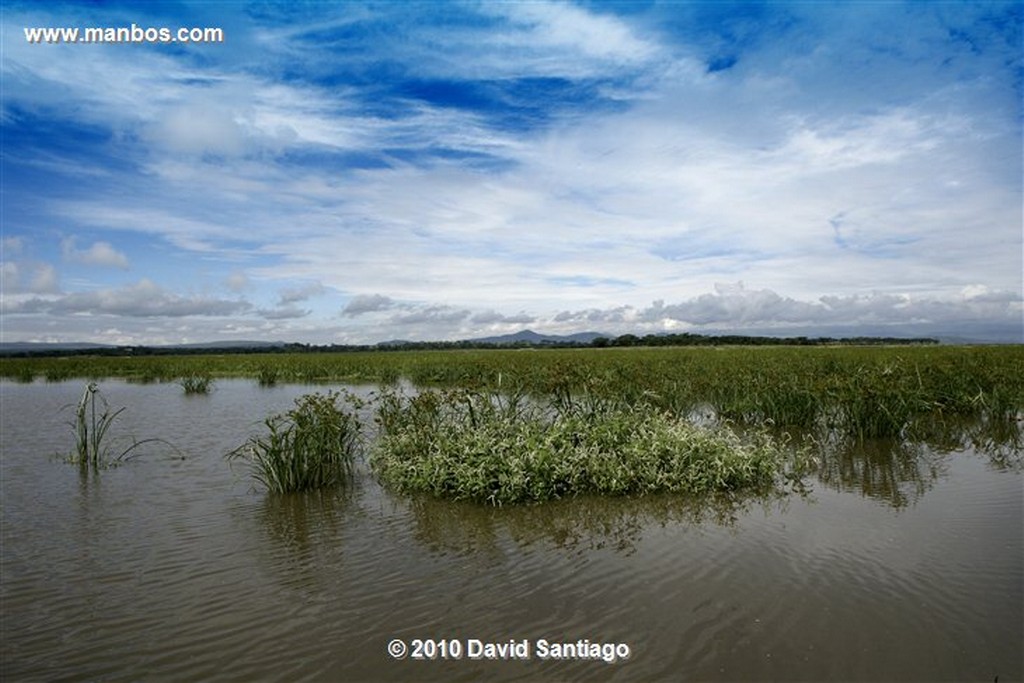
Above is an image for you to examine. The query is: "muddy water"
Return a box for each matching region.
[1,380,1021,681]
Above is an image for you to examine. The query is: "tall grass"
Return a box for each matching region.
[65,383,168,468]
[179,374,213,395]
[257,365,279,387]
[227,391,362,493]
[9,344,1020,446]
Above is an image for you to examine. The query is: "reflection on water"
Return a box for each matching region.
[812,416,1022,509]
[2,380,1021,682]
[404,489,801,557]
[254,487,358,591]
[816,438,948,509]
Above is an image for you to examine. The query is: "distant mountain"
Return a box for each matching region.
[466,329,608,345]
[0,341,115,353]
[376,339,414,347]
[162,340,287,350]
[0,340,287,356]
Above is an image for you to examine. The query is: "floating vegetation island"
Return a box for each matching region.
[371,387,807,505]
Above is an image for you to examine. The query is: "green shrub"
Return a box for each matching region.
[371,388,805,505]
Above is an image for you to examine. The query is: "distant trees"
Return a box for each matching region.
[0,333,939,359]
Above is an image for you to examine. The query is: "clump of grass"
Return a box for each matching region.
[65,383,170,468]
[257,366,279,387]
[371,388,807,505]
[179,374,213,395]
[228,391,363,493]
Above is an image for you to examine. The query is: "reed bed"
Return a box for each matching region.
[8,345,1021,445]
[371,388,808,505]
[227,391,362,493]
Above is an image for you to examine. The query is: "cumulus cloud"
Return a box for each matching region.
[1,3,1019,345]
[960,284,1022,304]
[644,283,822,325]
[61,237,129,269]
[29,264,59,294]
[391,305,471,326]
[601,283,1024,334]
[554,306,635,324]
[470,310,536,324]
[279,281,325,305]
[4,279,250,317]
[342,294,395,317]
[1,261,61,295]
[258,305,310,320]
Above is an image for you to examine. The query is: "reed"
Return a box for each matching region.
[66,383,167,468]
[257,365,279,387]
[179,374,213,395]
[228,391,362,493]
[8,345,1020,447]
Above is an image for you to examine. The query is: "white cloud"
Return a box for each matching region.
[1,237,24,256]
[342,294,395,317]
[390,305,471,326]
[150,101,248,158]
[6,279,250,318]
[226,271,250,292]
[1,3,1018,345]
[485,1,662,68]
[1,261,20,293]
[0,261,60,295]
[470,310,536,324]
[61,237,129,269]
[30,263,59,294]
[279,281,325,305]
[258,305,310,320]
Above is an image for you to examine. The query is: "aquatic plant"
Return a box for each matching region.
[228,391,363,493]
[257,365,279,387]
[8,345,1020,449]
[179,374,213,395]
[371,388,808,505]
[65,383,168,468]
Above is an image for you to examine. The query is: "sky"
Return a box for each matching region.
[1,1,1021,345]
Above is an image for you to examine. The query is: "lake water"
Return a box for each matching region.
[1,380,1021,681]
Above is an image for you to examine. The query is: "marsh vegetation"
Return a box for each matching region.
[14,345,1019,500]
[371,387,808,504]
[178,373,213,395]
[227,391,362,493]
[63,382,172,469]
[3,375,1020,682]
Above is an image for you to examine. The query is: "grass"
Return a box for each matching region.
[5,346,1020,439]
[257,365,280,387]
[179,374,213,395]
[227,391,363,493]
[65,382,170,468]
[371,387,810,505]
[8,345,1020,498]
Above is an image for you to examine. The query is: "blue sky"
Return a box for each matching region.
[2,1,1021,344]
